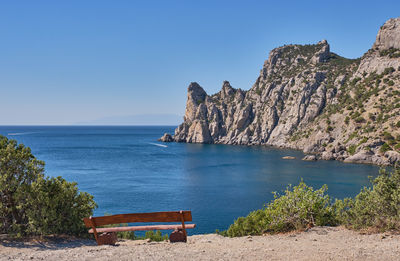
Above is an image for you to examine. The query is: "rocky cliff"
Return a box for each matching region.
[162,17,400,165]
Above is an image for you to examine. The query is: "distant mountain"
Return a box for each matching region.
[162,17,400,165]
[78,114,182,126]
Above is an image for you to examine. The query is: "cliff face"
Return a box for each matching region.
[166,17,400,165]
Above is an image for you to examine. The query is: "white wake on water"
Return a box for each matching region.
[148,142,168,148]
[8,132,37,136]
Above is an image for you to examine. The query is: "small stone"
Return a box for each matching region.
[282,156,296,160]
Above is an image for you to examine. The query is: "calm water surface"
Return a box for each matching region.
[0,126,379,234]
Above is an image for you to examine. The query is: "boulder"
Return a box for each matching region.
[158,133,173,142]
[302,155,317,161]
[384,151,400,164]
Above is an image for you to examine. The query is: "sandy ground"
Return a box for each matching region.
[1,227,400,261]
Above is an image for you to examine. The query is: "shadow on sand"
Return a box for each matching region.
[0,235,99,250]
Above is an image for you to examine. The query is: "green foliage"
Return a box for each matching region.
[358,137,368,146]
[0,135,96,237]
[26,176,97,236]
[109,229,168,241]
[380,48,400,58]
[334,168,400,231]
[224,181,335,237]
[380,143,391,153]
[139,230,169,242]
[347,145,357,155]
[354,116,365,123]
[0,136,44,236]
[383,131,395,141]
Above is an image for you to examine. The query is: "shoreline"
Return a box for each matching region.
[2,227,400,260]
[163,138,396,167]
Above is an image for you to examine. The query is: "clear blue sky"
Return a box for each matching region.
[0,0,399,125]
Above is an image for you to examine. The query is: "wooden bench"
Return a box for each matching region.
[83,210,195,245]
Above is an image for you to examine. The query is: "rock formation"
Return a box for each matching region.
[163,17,400,166]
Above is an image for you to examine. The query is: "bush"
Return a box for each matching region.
[354,116,365,123]
[379,143,391,153]
[347,145,357,155]
[223,167,400,237]
[140,230,169,242]
[26,176,97,236]
[0,135,96,237]
[334,168,400,231]
[223,181,335,237]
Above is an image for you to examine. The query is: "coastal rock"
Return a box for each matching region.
[161,17,400,166]
[343,151,390,165]
[302,155,317,161]
[282,156,296,160]
[384,151,400,164]
[321,151,335,160]
[158,133,173,142]
[344,152,374,164]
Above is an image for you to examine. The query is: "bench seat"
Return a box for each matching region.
[89,223,196,233]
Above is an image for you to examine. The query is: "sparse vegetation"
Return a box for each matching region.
[347,145,357,155]
[380,48,400,58]
[380,143,391,153]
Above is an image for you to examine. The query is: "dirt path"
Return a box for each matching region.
[1,227,400,260]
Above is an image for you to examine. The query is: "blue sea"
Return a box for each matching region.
[0,126,379,234]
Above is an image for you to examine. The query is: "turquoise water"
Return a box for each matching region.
[0,126,379,234]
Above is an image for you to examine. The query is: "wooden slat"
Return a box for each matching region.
[83,211,192,227]
[88,223,196,233]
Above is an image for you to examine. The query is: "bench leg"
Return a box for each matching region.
[96,232,118,245]
[169,229,186,242]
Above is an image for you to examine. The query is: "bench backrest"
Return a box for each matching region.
[83,211,192,228]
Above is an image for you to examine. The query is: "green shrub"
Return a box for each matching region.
[334,168,400,231]
[223,181,335,237]
[380,143,391,153]
[0,135,96,237]
[383,131,395,141]
[347,145,357,155]
[26,176,97,236]
[354,116,365,123]
[141,230,169,242]
[358,137,368,145]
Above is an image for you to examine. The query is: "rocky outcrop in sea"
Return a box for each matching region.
[161,17,400,166]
